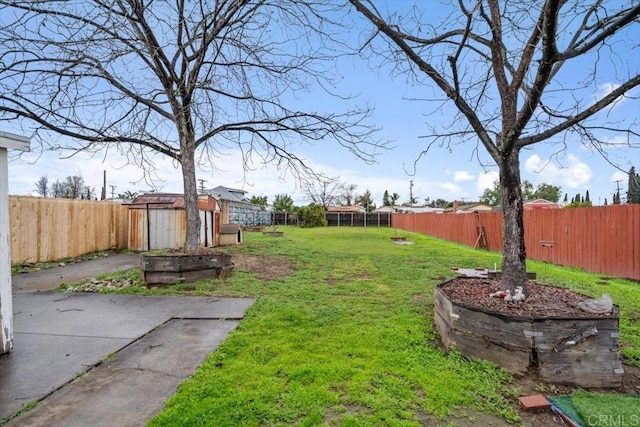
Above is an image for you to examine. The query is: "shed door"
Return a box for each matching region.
[149,210,178,250]
[200,210,215,247]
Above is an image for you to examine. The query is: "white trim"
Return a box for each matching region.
[0,131,31,152]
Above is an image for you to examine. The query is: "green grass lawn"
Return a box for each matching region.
[78,226,639,426]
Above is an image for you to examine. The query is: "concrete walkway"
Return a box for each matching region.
[1,255,254,425]
[11,253,139,293]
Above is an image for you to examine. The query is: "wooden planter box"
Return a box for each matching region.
[140,253,233,285]
[434,279,623,388]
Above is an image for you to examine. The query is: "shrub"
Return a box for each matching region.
[297,204,327,228]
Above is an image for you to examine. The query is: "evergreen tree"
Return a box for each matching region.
[382,190,391,206]
[585,190,590,202]
[604,198,608,206]
[563,193,568,203]
[355,190,376,212]
[627,166,640,204]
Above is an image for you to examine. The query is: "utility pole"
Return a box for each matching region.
[198,179,207,192]
[409,180,414,206]
[614,180,623,204]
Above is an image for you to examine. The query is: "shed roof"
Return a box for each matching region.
[220,223,242,234]
[128,193,218,211]
[129,193,185,209]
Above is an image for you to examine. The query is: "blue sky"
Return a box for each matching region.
[4,1,639,206]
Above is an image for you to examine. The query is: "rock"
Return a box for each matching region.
[579,293,613,314]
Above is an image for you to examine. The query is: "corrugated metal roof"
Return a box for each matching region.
[129,193,185,209]
[129,193,219,211]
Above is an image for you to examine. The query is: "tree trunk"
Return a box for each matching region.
[499,149,527,293]
[180,140,201,252]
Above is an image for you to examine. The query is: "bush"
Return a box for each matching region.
[297,204,327,228]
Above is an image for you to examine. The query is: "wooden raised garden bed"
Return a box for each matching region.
[140,253,233,285]
[434,278,623,388]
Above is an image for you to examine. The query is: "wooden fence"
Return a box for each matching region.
[9,196,129,264]
[393,204,640,281]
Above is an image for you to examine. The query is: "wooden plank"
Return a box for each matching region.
[450,329,531,376]
[441,295,534,349]
[533,316,619,352]
[141,254,232,273]
[538,349,623,388]
[143,265,233,284]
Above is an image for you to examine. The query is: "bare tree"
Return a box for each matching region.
[63,175,85,199]
[34,176,49,197]
[0,0,382,251]
[350,0,640,292]
[301,176,343,209]
[339,183,358,206]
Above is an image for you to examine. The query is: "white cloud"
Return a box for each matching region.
[524,154,592,189]
[610,170,627,183]
[453,170,474,182]
[476,170,498,193]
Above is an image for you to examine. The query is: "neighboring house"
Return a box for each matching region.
[391,205,444,214]
[446,201,493,214]
[203,186,270,227]
[373,206,395,213]
[493,199,561,212]
[523,198,561,210]
[128,193,220,250]
[326,205,366,213]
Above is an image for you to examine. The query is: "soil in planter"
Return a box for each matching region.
[440,277,616,319]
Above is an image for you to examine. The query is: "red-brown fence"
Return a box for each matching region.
[393,205,640,281]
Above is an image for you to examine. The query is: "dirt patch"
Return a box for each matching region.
[231,253,296,281]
